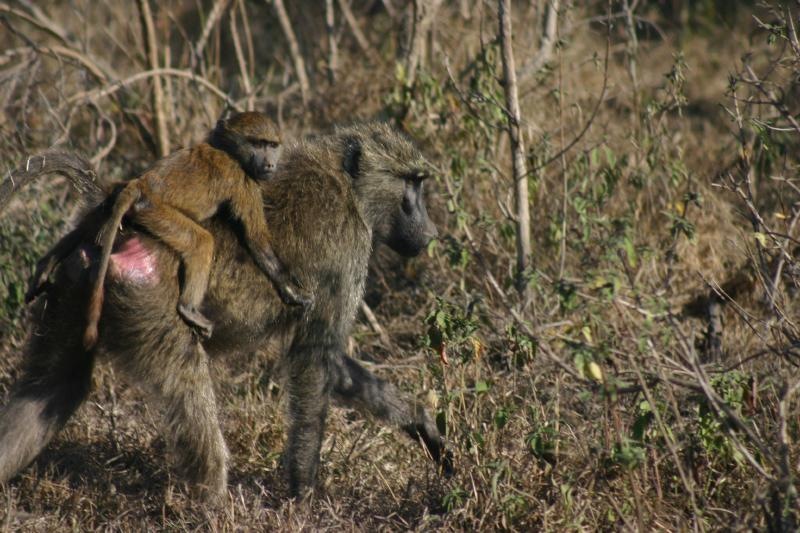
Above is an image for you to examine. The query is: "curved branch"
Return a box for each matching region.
[0,3,70,46]
[68,68,240,110]
[0,151,103,215]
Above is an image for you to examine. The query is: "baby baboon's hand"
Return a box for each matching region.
[277,276,312,309]
[178,303,214,340]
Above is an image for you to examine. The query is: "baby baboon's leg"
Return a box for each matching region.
[0,335,94,483]
[284,337,334,497]
[134,204,215,338]
[151,341,228,501]
[331,353,452,475]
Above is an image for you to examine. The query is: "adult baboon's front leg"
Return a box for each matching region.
[331,353,453,476]
[284,336,334,497]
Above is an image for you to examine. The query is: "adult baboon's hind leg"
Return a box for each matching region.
[150,341,228,502]
[0,333,94,483]
[331,353,453,476]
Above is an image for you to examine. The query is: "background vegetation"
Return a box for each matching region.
[0,0,799,530]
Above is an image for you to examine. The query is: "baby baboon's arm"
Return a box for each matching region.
[229,192,309,307]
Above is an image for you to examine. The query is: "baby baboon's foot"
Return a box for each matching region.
[178,304,214,339]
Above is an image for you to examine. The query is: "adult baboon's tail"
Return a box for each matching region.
[0,349,94,483]
[0,151,104,215]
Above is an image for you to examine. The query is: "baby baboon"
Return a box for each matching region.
[32,112,307,348]
[0,123,446,501]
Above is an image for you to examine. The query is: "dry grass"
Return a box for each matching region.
[1,1,799,530]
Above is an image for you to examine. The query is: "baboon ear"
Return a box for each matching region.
[211,119,226,139]
[342,136,362,178]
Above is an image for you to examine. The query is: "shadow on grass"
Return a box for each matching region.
[29,437,169,496]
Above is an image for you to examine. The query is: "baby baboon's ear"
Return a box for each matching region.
[342,136,362,178]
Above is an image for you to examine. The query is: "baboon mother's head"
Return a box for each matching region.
[339,123,438,257]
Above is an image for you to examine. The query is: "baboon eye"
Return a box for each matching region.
[247,138,279,149]
[405,171,428,183]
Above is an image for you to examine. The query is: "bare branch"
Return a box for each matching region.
[272,0,310,106]
[337,0,377,61]
[194,0,231,62]
[359,301,393,348]
[136,0,170,157]
[68,68,240,110]
[229,4,254,110]
[0,152,102,215]
[498,0,531,300]
[520,0,560,77]
[403,0,443,86]
[326,0,338,84]
[0,2,70,46]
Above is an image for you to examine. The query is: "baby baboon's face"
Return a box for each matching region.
[246,139,282,181]
[214,112,283,181]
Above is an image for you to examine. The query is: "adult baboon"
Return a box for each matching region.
[0,123,448,500]
[27,112,307,349]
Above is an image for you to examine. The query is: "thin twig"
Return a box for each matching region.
[325,0,338,84]
[272,0,310,106]
[520,0,559,77]
[0,3,70,46]
[68,68,240,110]
[0,151,101,215]
[194,0,231,64]
[136,0,170,157]
[381,0,396,18]
[336,0,377,61]
[229,4,254,110]
[359,301,393,348]
[238,0,256,84]
[89,111,118,168]
[527,20,610,175]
